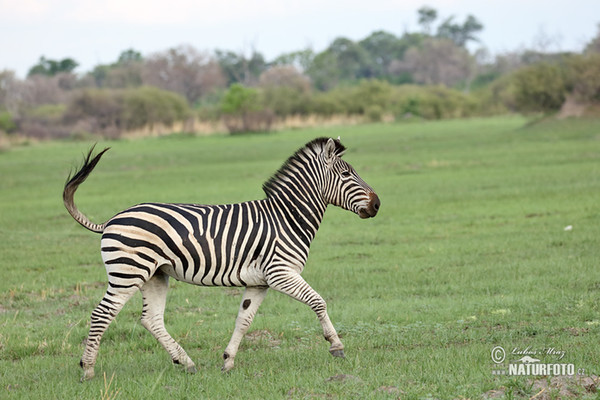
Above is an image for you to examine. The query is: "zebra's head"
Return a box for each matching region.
[321,138,380,219]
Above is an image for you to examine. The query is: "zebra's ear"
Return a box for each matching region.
[334,137,346,157]
[324,138,337,163]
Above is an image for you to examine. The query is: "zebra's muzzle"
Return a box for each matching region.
[358,192,380,219]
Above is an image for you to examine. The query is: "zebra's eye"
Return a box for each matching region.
[341,170,351,177]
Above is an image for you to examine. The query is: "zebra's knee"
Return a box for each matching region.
[310,296,328,317]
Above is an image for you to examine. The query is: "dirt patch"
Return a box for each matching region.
[558,95,587,119]
[324,374,362,383]
[529,375,598,399]
[484,375,598,399]
[376,385,402,395]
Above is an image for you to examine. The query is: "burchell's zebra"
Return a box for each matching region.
[63,137,380,381]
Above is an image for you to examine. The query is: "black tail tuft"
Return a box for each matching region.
[65,144,110,189]
[63,145,110,233]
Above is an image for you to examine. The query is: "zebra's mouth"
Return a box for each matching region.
[358,208,376,219]
[357,193,380,219]
[358,208,372,219]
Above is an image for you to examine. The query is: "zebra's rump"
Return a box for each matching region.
[101,202,272,287]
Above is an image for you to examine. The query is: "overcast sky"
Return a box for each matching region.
[0,0,598,78]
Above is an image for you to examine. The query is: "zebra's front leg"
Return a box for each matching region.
[222,286,268,372]
[267,271,345,358]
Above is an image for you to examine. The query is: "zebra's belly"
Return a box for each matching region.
[159,257,267,288]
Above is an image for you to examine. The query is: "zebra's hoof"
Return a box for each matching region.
[80,367,95,382]
[330,349,345,358]
[185,365,197,374]
[222,359,235,372]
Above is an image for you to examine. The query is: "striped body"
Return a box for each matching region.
[64,137,380,381]
[102,199,306,288]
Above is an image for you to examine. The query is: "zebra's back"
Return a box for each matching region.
[101,201,274,288]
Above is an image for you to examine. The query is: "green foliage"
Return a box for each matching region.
[567,53,600,102]
[512,62,567,112]
[391,84,477,119]
[28,56,79,77]
[220,84,272,133]
[215,50,267,86]
[1,118,599,398]
[301,80,478,120]
[64,86,190,137]
[436,15,484,47]
[220,83,260,115]
[122,86,190,130]
[0,110,16,133]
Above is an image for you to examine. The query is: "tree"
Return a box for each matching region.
[27,56,79,77]
[585,24,600,54]
[512,62,567,112]
[436,15,483,47]
[117,49,143,64]
[89,49,144,88]
[259,66,311,115]
[215,49,267,86]
[306,37,372,89]
[390,38,474,87]
[142,45,226,104]
[220,83,272,133]
[418,6,438,34]
[271,49,315,72]
[359,31,408,79]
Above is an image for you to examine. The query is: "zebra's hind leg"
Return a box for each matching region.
[222,286,268,372]
[268,271,345,358]
[80,285,139,381]
[139,269,196,374]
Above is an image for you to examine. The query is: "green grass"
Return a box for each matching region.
[1,116,599,399]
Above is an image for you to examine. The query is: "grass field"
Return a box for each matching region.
[1,116,599,399]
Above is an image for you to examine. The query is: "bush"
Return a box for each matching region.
[16,104,69,139]
[64,86,190,137]
[365,104,384,122]
[512,62,567,113]
[122,86,190,130]
[390,85,477,119]
[0,110,16,133]
[220,84,274,133]
[567,53,600,103]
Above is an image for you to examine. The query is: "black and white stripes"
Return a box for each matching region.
[64,137,380,380]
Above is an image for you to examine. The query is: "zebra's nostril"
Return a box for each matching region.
[372,195,380,212]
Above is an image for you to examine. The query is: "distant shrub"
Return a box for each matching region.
[122,86,190,130]
[567,53,600,103]
[221,84,273,133]
[512,62,567,112]
[365,105,384,122]
[64,86,190,137]
[17,104,69,139]
[259,66,312,116]
[0,110,16,133]
[309,89,347,115]
[390,85,476,119]
[352,79,393,114]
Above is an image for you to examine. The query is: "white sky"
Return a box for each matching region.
[0,0,598,78]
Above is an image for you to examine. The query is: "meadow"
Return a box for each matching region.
[0,116,599,399]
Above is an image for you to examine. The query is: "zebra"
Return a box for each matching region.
[63,137,380,381]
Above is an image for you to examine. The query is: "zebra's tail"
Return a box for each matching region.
[63,145,111,234]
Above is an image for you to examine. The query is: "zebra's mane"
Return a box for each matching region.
[262,137,346,197]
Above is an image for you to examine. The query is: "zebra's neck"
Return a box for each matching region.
[267,186,326,232]
[261,142,331,245]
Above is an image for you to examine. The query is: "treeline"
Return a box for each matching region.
[1,7,599,138]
